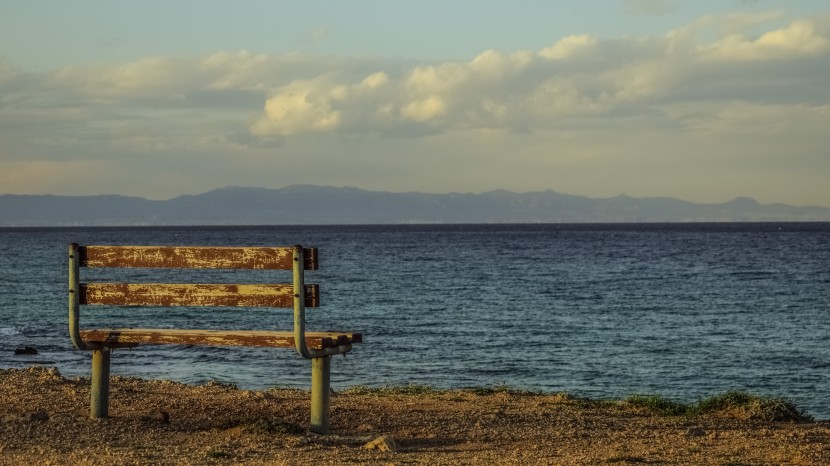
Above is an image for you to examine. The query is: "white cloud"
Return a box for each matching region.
[604,60,676,102]
[538,35,599,60]
[666,11,785,52]
[244,16,828,138]
[698,20,830,61]
[251,78,343,136]
[401,95,447,122]
[405,63,468,95]
[200,50,271,90]
[360,71,390,89]
[470,49,534,78]
[47,56,197,97]
[7,12,824,143]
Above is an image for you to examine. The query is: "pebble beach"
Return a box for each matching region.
[1,367,828,465]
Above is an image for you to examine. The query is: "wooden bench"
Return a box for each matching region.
[68,243,361,434]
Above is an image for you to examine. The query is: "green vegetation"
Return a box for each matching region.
[343,383,438,396]
[466,383,543,396]
[692,391,810,421]
[202,380,238,390]
[344,382,548,397]
[337,384,811,422]
[625,394,688,416]
[205,449,232,459]
[624,390,811,422]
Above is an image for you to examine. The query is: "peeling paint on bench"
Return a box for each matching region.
[79,283,319,307]
[80,246,318,270]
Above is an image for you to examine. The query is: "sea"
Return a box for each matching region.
[1,223,828,419]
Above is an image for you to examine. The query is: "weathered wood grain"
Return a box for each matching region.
[79,329,362,349]
[79,246,318,270]
[79,283,319,307]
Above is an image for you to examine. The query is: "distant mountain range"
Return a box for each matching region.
[1,185,829,226]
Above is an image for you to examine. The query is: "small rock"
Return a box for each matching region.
[2,411,49,423]
[27,411,49,422]
[364,435,398,452]
[204,380,237,390]
[47,367,61,377]
[686,427,706,437]
[14,346,38,355]
[151,410,170,423]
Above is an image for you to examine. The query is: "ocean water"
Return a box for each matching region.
[1,224,828,419]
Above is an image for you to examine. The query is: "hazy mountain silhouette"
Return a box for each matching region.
[1,185,828,226]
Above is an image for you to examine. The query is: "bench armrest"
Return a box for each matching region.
[292,245,351,358]
[69,243,97,351]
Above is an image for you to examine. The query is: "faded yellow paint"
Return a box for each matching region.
[81,246,318,270]
[80,283,319,307]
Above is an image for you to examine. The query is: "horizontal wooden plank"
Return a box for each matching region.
[79,246,318,270]
[79,329,362,349]
[79,283,319,307]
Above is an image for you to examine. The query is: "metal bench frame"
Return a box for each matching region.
[68,243,360,434]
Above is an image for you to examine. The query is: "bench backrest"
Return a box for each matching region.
[68,244,322,356]
[75,246,318,308]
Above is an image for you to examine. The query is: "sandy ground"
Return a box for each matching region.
[1,367,828,465]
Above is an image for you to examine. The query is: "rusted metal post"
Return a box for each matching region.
[292,245,310,358]
[90,348,111,418]
[69,243,94,351]
[310,356,331,434]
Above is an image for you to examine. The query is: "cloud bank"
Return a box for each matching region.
[1,12,829,204]
[246,15,829,138]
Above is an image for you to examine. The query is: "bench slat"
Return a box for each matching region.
[80,283,319,307]
[80,246,318,270]
[79,329,362,349]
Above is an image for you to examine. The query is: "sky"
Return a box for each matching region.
[1,0,829,206]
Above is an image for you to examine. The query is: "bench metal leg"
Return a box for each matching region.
[90,348,111,418]
[310,356,331,434]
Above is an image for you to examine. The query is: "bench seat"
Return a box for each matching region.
[80,329,362,349]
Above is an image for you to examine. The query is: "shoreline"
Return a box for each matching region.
[2,367,828,465]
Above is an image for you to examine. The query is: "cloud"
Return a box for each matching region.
[4,13,825,146]
[360,71,390,89]
[47,56,197,97]
[401,95,447,122]
[250,77,344,136]
[538,35,599,60]
[242,15,828,138]
[1,12,828,203]
[698,20,830,61]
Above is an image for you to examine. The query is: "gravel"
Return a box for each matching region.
[1,367,828,465]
